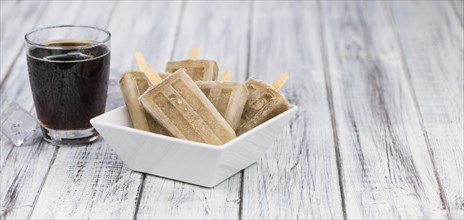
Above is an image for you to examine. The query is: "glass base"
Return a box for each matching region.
[40,126,99,146]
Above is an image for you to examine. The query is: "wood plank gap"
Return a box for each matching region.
[136,2,247,218]
[321,2,446,218]
[21,4,119,213]
[103,1,119,29]
[132,174,145,220]
[132,2,185,218]
[317,1,347,219]
[167,0,187,61]
[33,4,118,217]
[0,2,49,87]
[243,0,255,81]
[386,2,454,219]
[238,2,254,219]
[241,2,343,218]
[0,140,56,219]
[26,145,59,220]
[0,140,16,172]
[0,2,102,168]
[238,170,244,220]
[450,0,464,26]
[390,1,463,216]
[0,106,35,173]
[27,2,130,218]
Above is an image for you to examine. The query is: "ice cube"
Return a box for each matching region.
[1,102,39,146]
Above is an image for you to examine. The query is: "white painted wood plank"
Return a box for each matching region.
[0,0,90,171]
[105,1,184,111]
[0,141,56,219]
[0,2,93,219]
[110,2,182,73]
[170,2,249,82]
[0,1,47,83]
[452,0,464,24]
[138,177,241,219]
[0,1,71,174]
[321,1,447,219]
[1,106,49,220]
[0,137,14,171]
[241,2,344,219]
[30,2,183,219]
[0,1,85,108]
[390,1,463,219]
[136,2,249,219]
[0,2,115,219]
[30,143,142,219]
[0,1,17,23]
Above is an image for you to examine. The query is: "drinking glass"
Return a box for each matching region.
[25,25,111,145]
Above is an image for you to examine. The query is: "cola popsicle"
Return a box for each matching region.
[139,69,236,145]
[165,48,218,81]
[196,81,248,131]
[119,71,169,135]
[236,77,290,135]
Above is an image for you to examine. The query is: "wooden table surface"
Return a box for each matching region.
[1,1,463,219]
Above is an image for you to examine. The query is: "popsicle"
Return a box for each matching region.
[118,53,170,135]
[236,73,290,135]
[139,68,236,145]
[196,69,248,130]
[119,71,169,135]
[165,48,218,81]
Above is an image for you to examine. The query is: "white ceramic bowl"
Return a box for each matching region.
[90,105,298,187]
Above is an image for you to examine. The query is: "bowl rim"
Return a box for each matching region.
[220,105,298,149]
[91,105,298,150]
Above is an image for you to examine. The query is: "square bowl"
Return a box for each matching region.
[90,105,298,187]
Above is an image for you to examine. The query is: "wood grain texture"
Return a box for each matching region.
[0,1,46,84]
[30,142,141,219]
[136,2,249,219]
[451,0,464,24]
[0,0,105,164]
[109,2,182,72]
[0,138,14,172]
[1,1,462,219]
[29,2,183,219]
[390,1,464,219]
[0,0,46,176]
[170,2,250,82]
[105,1,183,111]
[0,1,85,108]
[0,141,56,220]
[0,1,16,23]
[0,2,103,219]
[321,1,448,219]
[240,2,344,219]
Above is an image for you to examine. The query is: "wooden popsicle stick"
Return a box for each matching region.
[133,52,162,85]
[133,51,148,71]
[272,72,289,90]
[189,47,200,59]
[220,69,231,82]
[144,66,163,86]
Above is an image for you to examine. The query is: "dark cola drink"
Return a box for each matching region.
[26,25,111,146]
[26,26,111,145]
[27,40,110,130]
